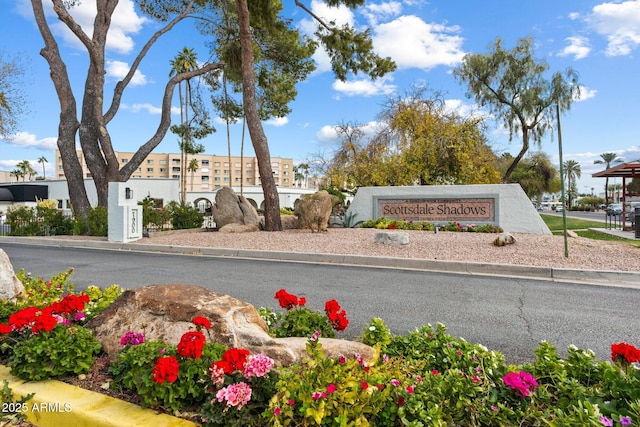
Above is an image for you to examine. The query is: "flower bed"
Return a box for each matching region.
[1,276,639,426]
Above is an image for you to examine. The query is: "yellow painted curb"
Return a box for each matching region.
[0,365,197,427]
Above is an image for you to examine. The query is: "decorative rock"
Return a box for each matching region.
[86,284,375,366]
[280,215,299,230]
[0,250,24,302]
[212,187,261,229]
[294,190,339,232]
[218,223,260,233]
[374,231,410,245]
[493,232,516,246]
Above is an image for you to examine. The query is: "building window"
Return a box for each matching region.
[283,171,289,176]
[283,164,289,168]
[284,178,289,183]
[147,168,153,172]
[201,160,210,166]
[214,177,221,182]
[202,176,210,182]
[172,167,180,172]
[246,162,252,167]
[224,169,230,174]
[214,162,221,166]
[147,159,154,164]
[224,162,230,166]
[224,177,230,182]
[246,170,253,175]
[271,162,279,167]
[201,167,209,173]
[172,174,179,179]
[160,160,167,165]
[235,177,242,182]
[172,159,181,165]
[234,162,241,167]
[160,168,167,173]
[235,170,241,174]
[121,158,129,163]
[214,169,221,174]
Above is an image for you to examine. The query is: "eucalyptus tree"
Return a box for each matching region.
[0,51,30,138]
[594,152,623,205]
[563,159,581,208]
[27,0,225,221]
[453,37,580,183]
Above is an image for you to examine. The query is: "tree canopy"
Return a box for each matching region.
[0,51,30,138]
[502,151,560,199]
[323,88,501,189]
[453,37,580,183]
[27,0,395,231]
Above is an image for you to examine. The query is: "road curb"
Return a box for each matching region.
[0,366,196,427]
[1,236,639,287]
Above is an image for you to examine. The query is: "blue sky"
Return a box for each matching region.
[2,0,640,194]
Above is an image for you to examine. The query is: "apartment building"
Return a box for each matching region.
[55,150,295,189]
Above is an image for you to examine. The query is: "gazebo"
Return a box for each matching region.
[592,161,640,230]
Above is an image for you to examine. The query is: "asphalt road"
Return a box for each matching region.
[2,242,639,365]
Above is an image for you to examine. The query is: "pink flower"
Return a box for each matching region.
[216,382,252,410]
[503,371,538,397]
[406,386,414,394]
[311,391,326,400]
[209,365,226,389]
[391,379,400,387]
[274,407,281,416]
[338,354,346,364]
[431,369,439,376]
[310,330,322,341]
[243,353,275,379]
[326,383,336,394]
[599,416,613,427]
[471,375,481,383]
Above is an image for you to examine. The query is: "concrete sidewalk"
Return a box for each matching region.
[2,235,640,288]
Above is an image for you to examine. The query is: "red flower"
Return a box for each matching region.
[0,324,12,334]
[193,316,211,329]
[152,356,180,383]
[9,307,39,329]
[360,381,369,390]
[275,289,300,310]
[215,348,250,373]
[212,360,234,375]
[611,342,640,364]
[177,331,206,359]
[324,299,341,314]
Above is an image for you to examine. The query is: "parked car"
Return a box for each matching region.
[606,204,623,216]
[555,205,564,212]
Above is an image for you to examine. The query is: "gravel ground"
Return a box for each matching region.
[135,228,640,272]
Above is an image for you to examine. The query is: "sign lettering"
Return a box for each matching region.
[377,198,495,222]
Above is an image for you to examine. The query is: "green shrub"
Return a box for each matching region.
[271,307,337,339]
[88,206,108,236]
[280,207,295,215]
[6,206,40,236]
[82,284,124,320]
[36,206,74,235]
[6,325,101,380]
[167,202,204,230]
[13,268,75,310]
[361,317,392,351]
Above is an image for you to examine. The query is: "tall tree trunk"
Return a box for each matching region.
[236,0,282,231]
[503,126,530,183]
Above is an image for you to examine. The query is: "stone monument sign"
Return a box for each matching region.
[349,184,550,235]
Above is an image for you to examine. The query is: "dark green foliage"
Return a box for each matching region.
[7,325,102,381]
[167,202,204,229]
[87,206,108,236]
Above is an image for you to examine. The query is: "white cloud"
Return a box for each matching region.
[373,15,465,70]
[586,1,640,56]
[106,61,147,86]
[362,1,403,26]
[121,103,179,115]
[315,121,381,145]
[568,12,581,20]
[444,99,487,120]
[559,36,591,60]
[3,132,57,151]
[265,117,289,127]
[48,0,147,54]
[332,76,396,97]
[576,86,597,101]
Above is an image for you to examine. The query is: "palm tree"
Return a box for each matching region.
[594,152,623,206]
[9,169,21,182]
[37,156,48,179]
[0,92,9,112]
[16,160,36,181]
[187,158,199,192]
[563,160,581,208]
[297,163,310,188]
[169,47,198,205]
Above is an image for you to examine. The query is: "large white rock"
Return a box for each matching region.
[374,231,410,245]
[0,250,25,302]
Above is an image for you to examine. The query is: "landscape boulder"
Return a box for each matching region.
[212,187,260,229]
[493,232,517,246]
[294,190,339,232]
[374,231,410,245]
[0,250,24,302]
[86,284,375,366]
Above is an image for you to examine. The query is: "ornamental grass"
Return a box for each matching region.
[1,275,639,426]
